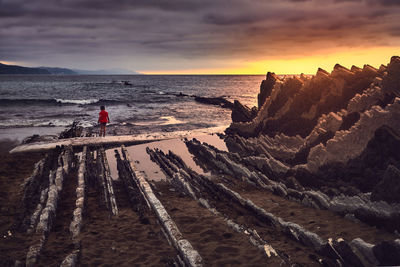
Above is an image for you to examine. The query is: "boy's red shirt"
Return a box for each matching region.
[98,110,109,123]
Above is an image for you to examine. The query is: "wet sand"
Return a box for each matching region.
[153,181,275,266]
[227,177,397,244]
[1,133,399,266]
[79,179,177,266]
[106,134,227,181]
[0,140,46,265]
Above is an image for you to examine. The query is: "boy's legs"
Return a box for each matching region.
[100,123,106,137]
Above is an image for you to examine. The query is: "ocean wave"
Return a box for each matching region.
[0,98,121,106]
[54,98,99,105]
[0,119,74,128]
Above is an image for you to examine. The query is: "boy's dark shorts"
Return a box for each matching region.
[100,122,107,126]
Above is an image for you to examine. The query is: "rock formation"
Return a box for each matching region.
[194,96,234,109]
[220,56,400,232]
[231,100,257,123]
[227,57,399,138]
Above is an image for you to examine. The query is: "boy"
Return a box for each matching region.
[98,105,110,137]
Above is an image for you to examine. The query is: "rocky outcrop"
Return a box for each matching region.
[372,239,400,265]
[59,121,83,139]
[194,96,234,109]
[223,57,400,204]
[303,98,400,173]
[231,100,257,123]
[69,147,87,242]
[258,72,278,109]
[185,138,400,232]
[382,56,400,97]
[371,165,400,204]
[227,59,394,138]
[22,146,74,266]
[96,148,118,216]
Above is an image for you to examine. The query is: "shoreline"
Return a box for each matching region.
[8,125,228,154]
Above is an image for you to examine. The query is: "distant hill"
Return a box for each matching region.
[72,68,140,75]
[0,62,139,75]
[38,66,77,75]
[0,63,50,74]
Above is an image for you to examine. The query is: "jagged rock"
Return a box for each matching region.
[350,238,379,266]
[283,221,325,249]
[382,56,400,97]
[338,112,360,131]
[318,243,343,264]
[60,250,79,267]
[258,72,278,109]
[59,121,83,139]
[351,65,362,73]
[304,101,400,173]
[26,238,45,267]
[371,164,400,203]
[97,148,118,216]
[331,64,354,80]
[231,100,257,123]
[227,57,384,138]
[378,64,387,73]
[372,239,400,265]
[194,96,234,109]
[303,191,330,210]
[317,68,329,76]
[332,238,364,267]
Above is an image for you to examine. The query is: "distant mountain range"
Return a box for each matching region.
[0,62,139,75]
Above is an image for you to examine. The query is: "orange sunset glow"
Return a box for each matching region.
[142,46,400,75]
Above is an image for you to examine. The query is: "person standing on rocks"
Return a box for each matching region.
[98,105,110,137]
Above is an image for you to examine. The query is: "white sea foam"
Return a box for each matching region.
[34,119,73,127]
[55,98,99,105]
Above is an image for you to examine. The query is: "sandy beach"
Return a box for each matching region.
[1,128,399,266]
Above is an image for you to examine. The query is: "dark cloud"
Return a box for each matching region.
[0,0,399,71]
[373,0,400,6]
[0,0,26,17]
[203,13,265,25]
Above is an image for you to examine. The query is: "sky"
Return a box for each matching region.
[0,0,399,74]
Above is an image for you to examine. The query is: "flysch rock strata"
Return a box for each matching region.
[96,147,118,216]
[303,97,400,173]
[219,57,400,233]
[227,60,383,138]
[36,146,73,234]
[120,145,203,267]
[24,146,73,267]
[114,149,150,221]
[146,148,282,263]
[48,147,85,267]
[225,68,392,166]
[61,147,87,267]
[185,138,400,233]
[146,147,400,266]
[17,149,63,232]
[225,58,400,181]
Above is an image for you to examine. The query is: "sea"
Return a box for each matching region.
[0,75,264,141]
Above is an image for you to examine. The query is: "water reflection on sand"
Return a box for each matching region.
[106,134,227,181]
